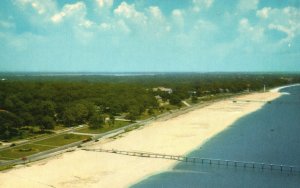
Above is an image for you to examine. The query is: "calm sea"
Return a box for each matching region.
[132,86,300,188]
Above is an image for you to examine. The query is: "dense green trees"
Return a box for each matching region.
[38,116,56,131]
[0,73,299,139]
[0,111,23,139]
[62,101,97,126]
[169,94,182,106]
[0,80,159,139]
[88,113,104,129]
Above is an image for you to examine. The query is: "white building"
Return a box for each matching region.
[153,87,173,94]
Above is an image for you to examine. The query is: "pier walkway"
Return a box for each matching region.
[83,148,300,174]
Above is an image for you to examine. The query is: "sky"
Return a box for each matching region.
[0,0,299,72]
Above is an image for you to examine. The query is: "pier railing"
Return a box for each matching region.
[83,148,300,174]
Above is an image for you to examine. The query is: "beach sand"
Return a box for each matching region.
[0,91,281,188]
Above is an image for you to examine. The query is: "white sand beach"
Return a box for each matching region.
[270,83,300,92]
[0,91,282,188]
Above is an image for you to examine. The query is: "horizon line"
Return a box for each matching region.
[1,71,300,74]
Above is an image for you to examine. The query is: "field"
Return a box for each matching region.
[0,134,90,160]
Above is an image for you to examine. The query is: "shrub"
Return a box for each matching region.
[64,134,75,139]
[19,148,32,152]
[10,143,16,147]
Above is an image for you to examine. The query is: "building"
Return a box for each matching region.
[153,87,173,94]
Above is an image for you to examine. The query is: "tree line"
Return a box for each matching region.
[0,73,299,139]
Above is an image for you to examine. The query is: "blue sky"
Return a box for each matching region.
[0,0,299,72]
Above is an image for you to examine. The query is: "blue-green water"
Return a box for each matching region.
[132,86,300,188]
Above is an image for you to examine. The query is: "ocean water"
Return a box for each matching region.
[132,86,300,188]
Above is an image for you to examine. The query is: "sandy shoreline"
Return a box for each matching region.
[0,91,282,188]
[270,83,300,92]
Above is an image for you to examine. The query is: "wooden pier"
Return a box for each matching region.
[231,99,300,105]
[83,148,300,174]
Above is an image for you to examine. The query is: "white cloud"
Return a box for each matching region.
[268,24,291,35]
[11,0,298,51]
[97,20,130,35]
[115,20,131,34]
[99,22,111,31]
[94,0,114,20]
[146,6,170,37]
[96,0,113,8]
[51,14,63,23]
[237,0,259,12]
[193,19,216,33]
[192,0,214,12]
[172,9,183,18]
[238,18,264,42]
[79,20,94,29]
[12,0,58,30]
[114,2,146,22]
[113,2,148,32]
[256,6,300,43]
[49,2,97,43]
[0,20,16,30]
[172,9,184,29]
[147,6,164,21]
[51,2,86,24]
[239,18,249,27]
[15,0,96,33]
[14,0,57,20]
[31,2,45,14]
[268,23,294,42]
[256,7,271,19]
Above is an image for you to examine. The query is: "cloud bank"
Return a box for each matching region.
[0,0,299,72]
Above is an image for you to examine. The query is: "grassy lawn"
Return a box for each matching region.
[0,165,13,171]
[54,124,68,131]
[0,134,89,160]
[139,110,160,120]
[163,104,180,111]
[0,144,54,160]
[139,112,151,120]
[198,93,234,101]
[185,98,197,105]
[34,134,90,147]
[76,120,131,134]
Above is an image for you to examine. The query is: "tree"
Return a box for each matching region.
[40,101,56,117]
[191,96,198,103]
[74,103,89,122]
[148,108,154,115]
[62,107,77,127]
[169,94,182,106]
[38,116,56,131]
[19,112,35,126]
[4,95,26,114]
[125,106,140,122]
[109,114,115,125]
[62,102,90,126]
[125,112,138,122]
[0,111,23,139]
[88,113,104,129]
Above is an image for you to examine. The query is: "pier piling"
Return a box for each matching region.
[82,149,300,175]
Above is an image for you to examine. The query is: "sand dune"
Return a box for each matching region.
[0,91,281,188]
